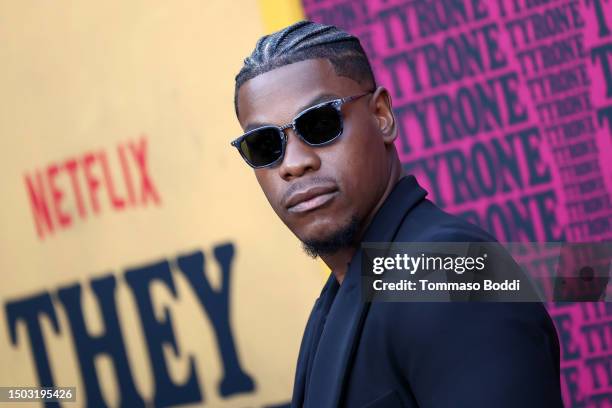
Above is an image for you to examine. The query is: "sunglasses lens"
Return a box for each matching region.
[295,104,342,145]
[239,127,283,167]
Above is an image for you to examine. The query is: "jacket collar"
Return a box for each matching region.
[317,175,428,296]
[298,175,427,408]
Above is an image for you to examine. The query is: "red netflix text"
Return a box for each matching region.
[24,136,161,240]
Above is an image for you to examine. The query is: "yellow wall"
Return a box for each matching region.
[259,0,305,33]
[0,1,322,407]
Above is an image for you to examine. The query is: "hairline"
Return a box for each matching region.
[234,54,375,118]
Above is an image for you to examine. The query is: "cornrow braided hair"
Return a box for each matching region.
[234,20,376,115]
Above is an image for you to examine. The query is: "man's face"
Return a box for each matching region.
[236,58,393,251]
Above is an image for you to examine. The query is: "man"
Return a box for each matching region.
[231,20,563,408]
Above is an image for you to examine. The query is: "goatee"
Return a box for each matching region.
[301,215,360,258]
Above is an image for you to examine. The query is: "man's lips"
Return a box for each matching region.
[284,185,339,214]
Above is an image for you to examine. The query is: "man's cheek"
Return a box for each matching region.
[255,177,279,207]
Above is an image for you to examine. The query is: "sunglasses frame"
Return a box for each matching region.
[231,92,371,168]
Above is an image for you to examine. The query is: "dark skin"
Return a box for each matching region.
[236,58,404,283]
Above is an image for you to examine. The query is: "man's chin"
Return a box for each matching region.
[299,215,360,259]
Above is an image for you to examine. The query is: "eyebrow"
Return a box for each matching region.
[244,93,340,132]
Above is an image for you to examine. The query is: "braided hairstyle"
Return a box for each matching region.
[234,20,376,115]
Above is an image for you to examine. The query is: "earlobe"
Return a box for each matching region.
[381,119,397,145]
[383,120,397,144]
[373,87,398,144]
[378,115,392,135]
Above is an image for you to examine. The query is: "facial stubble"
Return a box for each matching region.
[300,214,360,258]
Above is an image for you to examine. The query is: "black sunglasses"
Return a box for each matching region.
[231,92,371,168]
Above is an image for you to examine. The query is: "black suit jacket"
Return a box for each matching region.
[291,176,563,408]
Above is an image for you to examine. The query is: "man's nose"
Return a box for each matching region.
[279,129,321,180]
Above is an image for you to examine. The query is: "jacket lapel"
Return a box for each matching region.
[292,273,339,407]
[303,176,427,407]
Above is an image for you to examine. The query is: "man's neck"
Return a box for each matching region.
[321,162,405,284]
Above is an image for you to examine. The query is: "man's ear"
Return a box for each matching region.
[371,86,397,145]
